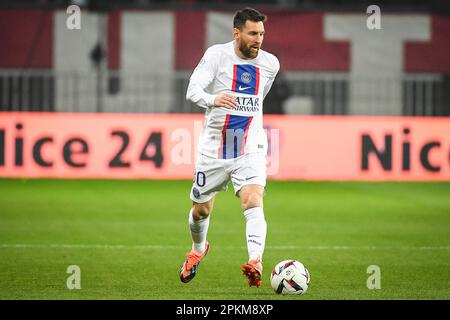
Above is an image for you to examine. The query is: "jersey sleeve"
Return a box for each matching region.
[186,47,219,108]
[263,55,280,99]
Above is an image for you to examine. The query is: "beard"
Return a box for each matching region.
[239,41,259,59]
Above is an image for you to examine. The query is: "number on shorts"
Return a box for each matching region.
[196,172,206,187]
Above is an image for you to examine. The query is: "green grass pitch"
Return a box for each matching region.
[0,179,449,300]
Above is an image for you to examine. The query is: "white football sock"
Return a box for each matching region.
[244,207,267,262]
[189,208,210,254]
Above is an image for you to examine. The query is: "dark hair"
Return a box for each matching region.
[233,8,267,30]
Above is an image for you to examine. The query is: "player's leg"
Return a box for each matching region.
[239,184,266,261]
[180,197,216,284]
[189,198,215,255]
[231,153,267,287]
[180,155,229,283]
[239,184,266,287]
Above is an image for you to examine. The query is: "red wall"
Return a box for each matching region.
[0,10,53,68]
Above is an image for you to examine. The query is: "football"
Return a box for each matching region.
[270,260,310,295]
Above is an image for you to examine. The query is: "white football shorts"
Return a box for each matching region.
[190,152,267,203]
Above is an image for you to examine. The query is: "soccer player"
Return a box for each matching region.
[179,8,279,288]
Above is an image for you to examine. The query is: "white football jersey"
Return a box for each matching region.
[186,40,280,159]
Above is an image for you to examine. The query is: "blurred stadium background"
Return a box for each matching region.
[0,0,449,300]
[1,0,449,115]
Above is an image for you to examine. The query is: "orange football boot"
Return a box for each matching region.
[179,242,210,283]
[242,257,263,287]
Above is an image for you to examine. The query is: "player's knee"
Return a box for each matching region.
[192,202,212,220]
[241,192,263,211]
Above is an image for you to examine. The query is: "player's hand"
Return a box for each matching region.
[214,93,237,109]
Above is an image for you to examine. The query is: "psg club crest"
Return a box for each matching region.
[192,187,201,198]
[241,72,252,84]
[232,64,260,95]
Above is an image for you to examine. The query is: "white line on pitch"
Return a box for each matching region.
[0,244,449,250]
